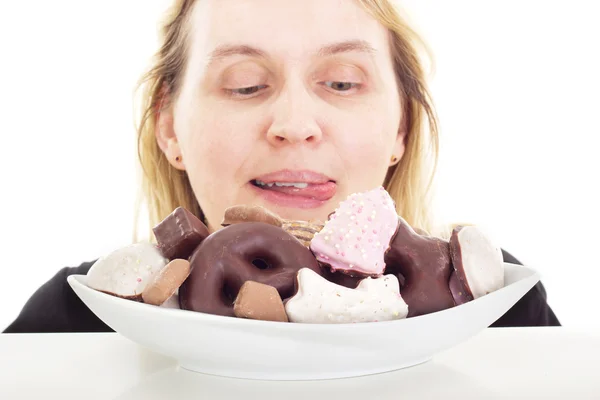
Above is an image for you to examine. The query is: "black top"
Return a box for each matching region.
[2,249,560,333]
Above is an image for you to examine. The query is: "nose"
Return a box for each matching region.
[266,84,323,146]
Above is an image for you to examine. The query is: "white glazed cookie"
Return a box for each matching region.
[285,268,409,324]
[86,242,168,300]
[449,225,505,299]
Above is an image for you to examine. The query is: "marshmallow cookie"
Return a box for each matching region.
[310,187,399,277]
[449,225,504,304]
[285,268,408,324]
[86,242,168,301]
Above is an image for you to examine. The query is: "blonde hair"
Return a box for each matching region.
[133,0,443,241]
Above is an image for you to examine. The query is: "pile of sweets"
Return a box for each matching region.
[86,187,504,324]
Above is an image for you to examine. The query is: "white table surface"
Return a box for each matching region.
[1,327,598,399]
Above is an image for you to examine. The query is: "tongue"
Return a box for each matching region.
[259,182,336,201]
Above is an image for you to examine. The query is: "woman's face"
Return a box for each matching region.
[158,0,405,231]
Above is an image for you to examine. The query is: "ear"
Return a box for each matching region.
[390,125,407,166]
[155,91,186,171]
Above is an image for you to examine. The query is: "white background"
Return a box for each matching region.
[0,1,598,330]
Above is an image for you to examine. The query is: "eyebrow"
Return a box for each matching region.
[206,40,377,65]
[316,40,377,57]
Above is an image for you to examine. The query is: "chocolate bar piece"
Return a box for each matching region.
[142,259,191,306]
[153,207,210,260]
[233,281,289,322]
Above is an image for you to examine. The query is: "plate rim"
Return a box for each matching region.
[67,262,540,331]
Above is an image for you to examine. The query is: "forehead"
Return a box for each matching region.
[187,0,391,61]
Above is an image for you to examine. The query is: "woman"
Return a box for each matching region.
[3,0,559,333]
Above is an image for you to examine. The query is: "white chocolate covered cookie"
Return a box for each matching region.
[86,242,168,300]
[285,268,409,324]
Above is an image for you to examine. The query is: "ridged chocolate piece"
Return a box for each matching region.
[281,220,324,248]
[220,204,324,248]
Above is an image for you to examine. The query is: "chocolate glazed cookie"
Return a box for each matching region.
[179,222,323,317]
[384,217,456,317]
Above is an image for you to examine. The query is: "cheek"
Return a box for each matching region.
[334,114,397,168]
[177,105,257,182]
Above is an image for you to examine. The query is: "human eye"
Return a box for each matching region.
[226,84,268,97]
[220,62,269,99]
[323,81,360,92]
[318,63,366,95]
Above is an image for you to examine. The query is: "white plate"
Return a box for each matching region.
[67,262,540,381]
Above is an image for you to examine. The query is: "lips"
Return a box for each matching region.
[252,180,337,201]
[253,170,333,185]
[250,169,337,206]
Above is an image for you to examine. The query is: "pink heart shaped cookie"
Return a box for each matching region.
[310,186,399,277]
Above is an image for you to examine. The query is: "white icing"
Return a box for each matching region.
[285,268,409,324]
[86,242,167,297]
[310,186,398,276]
[457,226,504,298]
